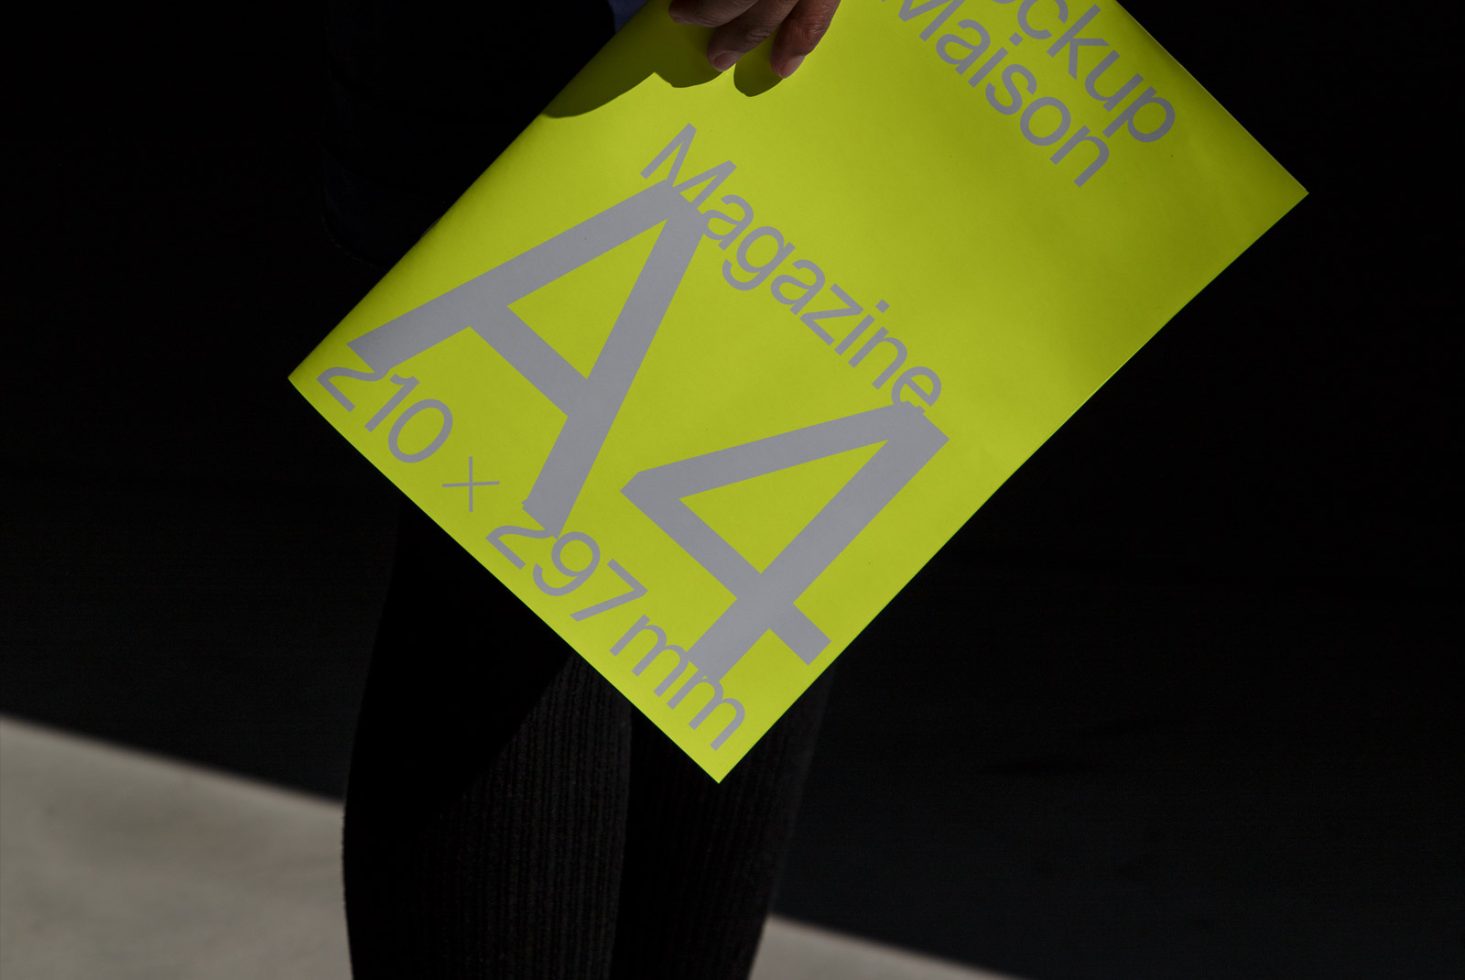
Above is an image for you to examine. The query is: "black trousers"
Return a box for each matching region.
[327,3,833,975]
[341,508,834,978]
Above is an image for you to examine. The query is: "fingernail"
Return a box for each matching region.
[709,50,738,72]
[777,54,805,78]
[668,0,690,23]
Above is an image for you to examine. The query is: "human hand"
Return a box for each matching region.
[668,0,841,78]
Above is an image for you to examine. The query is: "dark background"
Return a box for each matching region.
[3,2,1460,978]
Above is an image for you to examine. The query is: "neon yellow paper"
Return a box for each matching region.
[291,0,1304,780]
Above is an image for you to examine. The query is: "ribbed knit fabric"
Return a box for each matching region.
[610,684,830,979]
[341,507,833,978]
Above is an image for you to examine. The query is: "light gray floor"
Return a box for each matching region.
[0,715,1014,980]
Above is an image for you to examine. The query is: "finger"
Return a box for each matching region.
[668,0,761,28]
[705,0,799,72]
[770,0,840,77]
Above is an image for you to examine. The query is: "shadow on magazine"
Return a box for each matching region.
[545,0,783,119]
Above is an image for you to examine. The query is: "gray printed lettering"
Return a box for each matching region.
[888,0,967,39]
[1050,125,1110,185]
[612,615,696,696]
[1083,49,1144,110]
[800,285,863,346]
[1046,5,1107,79]
[1020,96,1073,146]
[641,124,737,207]
[666,671,747,749]
[1103,86,1175,143]
[724,225,795,291]
[348,181,705,534]
[1014,0,1069,40]
[623,404,948,680]
[848,327,909,388]
[936,20,992,73]
[704,194,755,248]
[892,366,943,408]
[768,259,828,314]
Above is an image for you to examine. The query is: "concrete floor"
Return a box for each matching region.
[0,715,1013,980]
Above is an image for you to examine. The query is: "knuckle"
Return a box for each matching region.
[784,16,830,53]
[740,22,778,45]
[679,1,727,25]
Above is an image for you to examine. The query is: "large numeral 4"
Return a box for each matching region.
[623,403,947,680]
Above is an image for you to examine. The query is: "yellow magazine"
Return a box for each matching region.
[291,0,1304,780]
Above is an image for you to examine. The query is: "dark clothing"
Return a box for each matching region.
[343,508,833,978]
[321,0,615,269]
[325,3,833,975]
